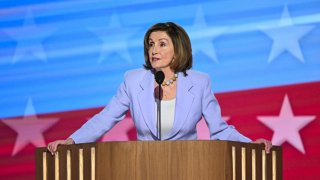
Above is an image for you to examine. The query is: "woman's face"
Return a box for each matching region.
[148,31,175,71]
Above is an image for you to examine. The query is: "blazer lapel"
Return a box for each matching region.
[137,71,157,137]
[164,72,194,140]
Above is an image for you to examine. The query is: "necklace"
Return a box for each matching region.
[162,73,178,86]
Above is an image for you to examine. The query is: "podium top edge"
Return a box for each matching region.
[35,140,281,152]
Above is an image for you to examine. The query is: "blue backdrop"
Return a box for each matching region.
[0,0,319,118]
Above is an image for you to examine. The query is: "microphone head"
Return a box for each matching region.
[155,71,165,85]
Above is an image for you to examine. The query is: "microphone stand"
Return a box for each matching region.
[155,70,164,141]
[157,86,161,140]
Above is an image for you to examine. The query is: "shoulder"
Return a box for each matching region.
[185,69,211,84]
[124,68,149,81]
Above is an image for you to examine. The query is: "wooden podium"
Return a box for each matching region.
[36,140,282,180]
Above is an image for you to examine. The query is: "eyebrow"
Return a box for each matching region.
[148,38,169,42]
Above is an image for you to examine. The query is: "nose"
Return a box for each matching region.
[151,45,158,55]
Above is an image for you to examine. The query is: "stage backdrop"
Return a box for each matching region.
[0,0,319,179]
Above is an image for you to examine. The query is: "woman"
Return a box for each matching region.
[48,22,272,154]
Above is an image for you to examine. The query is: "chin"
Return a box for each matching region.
[151,64,161,70]
[152,65,164,69]
[151,63,170,71]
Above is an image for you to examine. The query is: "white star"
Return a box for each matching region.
[89,13,132,64]
[261,6,315,63]
[2,9,55,63]
[257,95,316,154]
[188,6,227,63]
[2,97,59,156]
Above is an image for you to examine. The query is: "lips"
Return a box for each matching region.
[152,57,160,61]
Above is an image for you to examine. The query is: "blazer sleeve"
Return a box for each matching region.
[201,75,251,142]
[69,73,131,144]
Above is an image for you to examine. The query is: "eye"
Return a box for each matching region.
[160,42,167,47]
[148,42,154,47]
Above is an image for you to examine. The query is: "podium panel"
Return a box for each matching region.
[36,141,282,180]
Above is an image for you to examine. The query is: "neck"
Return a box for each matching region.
[156,67,174,80]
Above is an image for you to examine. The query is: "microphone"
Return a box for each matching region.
[154,71,165,140]
[155,71,165,85]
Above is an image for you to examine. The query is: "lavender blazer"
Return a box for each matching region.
[70,68,251,143]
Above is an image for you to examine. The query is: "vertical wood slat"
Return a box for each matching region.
[67,150,71,180]
[232,146,236,180]
[241,147,246,180]
[54,152,59,180]
[262,150,266,180]
[79,148,84,180]
[272,151,276,180]
[91,147,96,180]
[252,149,256,180]
[43,152,47,180]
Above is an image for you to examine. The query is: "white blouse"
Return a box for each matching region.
[155,98,176,138]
